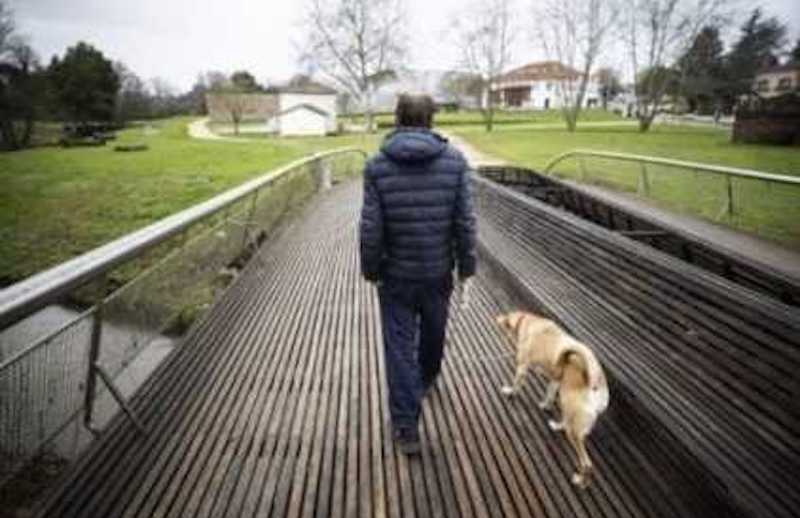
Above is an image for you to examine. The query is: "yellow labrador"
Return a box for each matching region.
[497,311,609,488]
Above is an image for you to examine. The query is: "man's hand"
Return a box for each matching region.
[458,277,473,309]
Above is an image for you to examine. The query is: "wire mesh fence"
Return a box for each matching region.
[0,149,366,490]
[545,151,800,249]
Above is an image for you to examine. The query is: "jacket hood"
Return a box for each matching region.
[380,128,448,163]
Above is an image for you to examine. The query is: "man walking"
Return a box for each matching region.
[359,94,477,454]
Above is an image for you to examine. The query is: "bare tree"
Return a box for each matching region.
[531,0,620,131]
[622,0,728,132]
[439,71,484,109]
[0,3,43,150]
[300,0,407,132]
[453,0,514,132]
[0,2,13,51]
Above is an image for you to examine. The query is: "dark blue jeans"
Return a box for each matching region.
[378,275,453,430]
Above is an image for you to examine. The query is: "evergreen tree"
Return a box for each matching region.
[48,41,120,124]
[677,26,726,113]
[725,8,787,95]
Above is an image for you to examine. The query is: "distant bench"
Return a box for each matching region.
[473,173,800,518]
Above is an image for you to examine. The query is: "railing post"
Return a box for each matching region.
[726,174,735,222]
[638,162,650,196]
[315,158,332,192]
[83,275,106,436]
[241,188,260,252]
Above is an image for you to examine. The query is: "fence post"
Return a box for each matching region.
[579,158,588,182]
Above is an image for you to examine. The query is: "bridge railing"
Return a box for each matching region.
[0,148,367,485]
[543,149,800,247]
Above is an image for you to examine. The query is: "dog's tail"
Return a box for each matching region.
[556,346,600,388]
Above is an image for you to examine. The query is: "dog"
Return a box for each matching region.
[496,311,609,488]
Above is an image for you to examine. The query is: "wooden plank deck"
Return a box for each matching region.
[37,181,733,518]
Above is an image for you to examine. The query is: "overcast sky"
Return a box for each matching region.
[9,0,800,92]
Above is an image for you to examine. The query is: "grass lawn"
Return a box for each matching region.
[344,108,624,128]
[454,124,800,248]
[0,117,381,283]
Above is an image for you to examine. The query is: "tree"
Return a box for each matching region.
[725,8,788,96]
[300,0,407,132]
[676,25,726,112]
[230,70,262,92]
[622,0,728,132]
[439,71,483,109]
[531,0,620,131]
[48,41,120,124]
[114,62,151,122]
[454,0,515,132]
[594,67,623,110]
[0,3,45,150]
[792,39,800,62]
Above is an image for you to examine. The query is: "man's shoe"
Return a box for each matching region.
[394,427,421,455]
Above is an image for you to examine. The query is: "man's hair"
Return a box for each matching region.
[395,93,437,128]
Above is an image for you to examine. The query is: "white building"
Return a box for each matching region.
[272,103,333,137]
[207,79,337,137]
[267,81,338,136]
[753,62,800,99]
[490,61,601,110]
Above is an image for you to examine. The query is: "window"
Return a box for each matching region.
[776,77,792,91]
[756,80,769,92]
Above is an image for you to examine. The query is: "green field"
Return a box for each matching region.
[2,114,799,284]
[344,108,625,128]
[455,124,800,247]
[0,118,380,283]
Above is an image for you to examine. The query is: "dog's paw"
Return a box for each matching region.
[500,386,516,397]
[572,472,590,488]
[548,419,564,431]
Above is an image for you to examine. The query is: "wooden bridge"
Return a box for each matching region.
[1,151,797,518]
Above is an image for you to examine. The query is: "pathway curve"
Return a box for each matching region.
[187,118,260,143]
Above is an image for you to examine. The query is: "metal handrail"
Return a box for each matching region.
[543,149,800,185]
[0,147,367,330]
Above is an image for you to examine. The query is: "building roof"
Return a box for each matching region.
[277,103,330,117]
[494,61,581,83]
[757,62,800,75]
[267,80,338,95]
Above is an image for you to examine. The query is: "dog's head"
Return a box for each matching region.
[496,311,527,340]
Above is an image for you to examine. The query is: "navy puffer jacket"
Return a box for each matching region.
[359,127,477,282]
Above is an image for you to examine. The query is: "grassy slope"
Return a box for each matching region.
[454,123,800,247]
[454,124,800,175]
[0,118,380,282]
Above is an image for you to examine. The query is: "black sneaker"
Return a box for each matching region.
[394,427,421,455]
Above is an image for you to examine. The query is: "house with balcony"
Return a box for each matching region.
[753,62,800,98]
[490,61,602,110]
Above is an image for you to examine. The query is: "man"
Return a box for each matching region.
[359,93,477,454]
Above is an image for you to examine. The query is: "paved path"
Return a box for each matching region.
[187,118,260,143]
[447,131,800,282]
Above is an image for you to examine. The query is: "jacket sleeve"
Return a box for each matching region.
[359,167,383,282]
[454,167,477,279]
